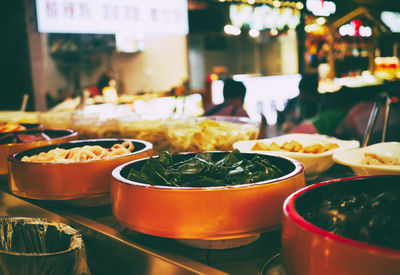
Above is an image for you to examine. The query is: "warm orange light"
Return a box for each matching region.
[209,73,219,81]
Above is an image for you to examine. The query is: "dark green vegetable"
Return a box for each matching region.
[127,149,285,187]
[302,189,400,249]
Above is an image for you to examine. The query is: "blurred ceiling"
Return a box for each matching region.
[187,0,400,34]
[332,0,400,19]
[188,0,400,12]
[336,0,400,10]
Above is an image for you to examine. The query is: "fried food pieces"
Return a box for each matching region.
[361,152,400,166]
[252,140,339,154]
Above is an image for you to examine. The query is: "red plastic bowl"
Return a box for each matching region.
[282,175,400,275]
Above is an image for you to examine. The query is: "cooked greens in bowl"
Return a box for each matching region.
[126,149,285,187]
[296,175,400,250]
[282,175,400,275]
[111,150,305,239]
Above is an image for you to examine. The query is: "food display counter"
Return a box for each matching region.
[0,164,354,275]
[1,104,398,274]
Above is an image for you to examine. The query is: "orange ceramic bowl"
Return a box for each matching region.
[0,129,77,175]
[0,122,42,133]
[282,175,400,275]
[8,139,153,201]
[111,152,305,240]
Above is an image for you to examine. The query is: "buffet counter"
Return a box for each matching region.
[0,163,355,275]
[0,181,225,275]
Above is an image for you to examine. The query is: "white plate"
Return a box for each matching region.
[332,142,400,176]
[233,133,360,179]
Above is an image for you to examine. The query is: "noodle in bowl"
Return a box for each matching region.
[8,139,153,202]
[21,140,135,163]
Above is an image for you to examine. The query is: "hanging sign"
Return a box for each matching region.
[36,0,189,35]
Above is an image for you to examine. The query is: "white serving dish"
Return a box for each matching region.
[332,142,400,176]
[233,133,360,179]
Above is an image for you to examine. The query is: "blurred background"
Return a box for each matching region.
[1,0,400,127]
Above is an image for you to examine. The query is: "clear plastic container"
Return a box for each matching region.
[164,116,260,153]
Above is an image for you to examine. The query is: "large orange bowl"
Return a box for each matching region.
[282,175,400,275]
[0,129,77,175]
[111,152,305,240]
[8,139,153,201]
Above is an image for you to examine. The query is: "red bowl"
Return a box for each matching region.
[282,175,400,275]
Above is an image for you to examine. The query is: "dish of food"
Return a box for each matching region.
[251,140,339,154]
[303,183,400,249]
[0,131,51,145]
[234,133,360,179]
[38,113,259,154]
[332,142,400,176]
[118,119,169,153]
[361,152,400,166]
[127,149,285,187]
[0,129,78,175]
[0,122,27,132]
[164,116,260,153]
[8,139,153,202]
[22,140,134,163]
[282,175,400,275]
[111,151,305,239]
[0,111,39,124]
[0,122,42,134]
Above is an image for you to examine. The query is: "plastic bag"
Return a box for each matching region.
[0,217,90,275]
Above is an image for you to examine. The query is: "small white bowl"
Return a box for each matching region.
[332,142,400,176]
[233,133,360,179]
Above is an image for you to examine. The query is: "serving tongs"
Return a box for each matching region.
[361,92,391,147]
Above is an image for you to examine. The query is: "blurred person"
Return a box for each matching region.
[278,73,321,132]
[204,78,249,117]
[288,88,355,137]
[279,73,357,137]
[97,70,116,95]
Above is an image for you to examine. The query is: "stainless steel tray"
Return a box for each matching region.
[0,163,355,274]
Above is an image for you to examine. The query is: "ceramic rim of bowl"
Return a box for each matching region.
[8,138,153,165]
[333,154,400,173]
[283,175,400,255]
[112,151,305,191]
[1,129,77,147]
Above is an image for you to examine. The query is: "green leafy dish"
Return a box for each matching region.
[127,149,285,187]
